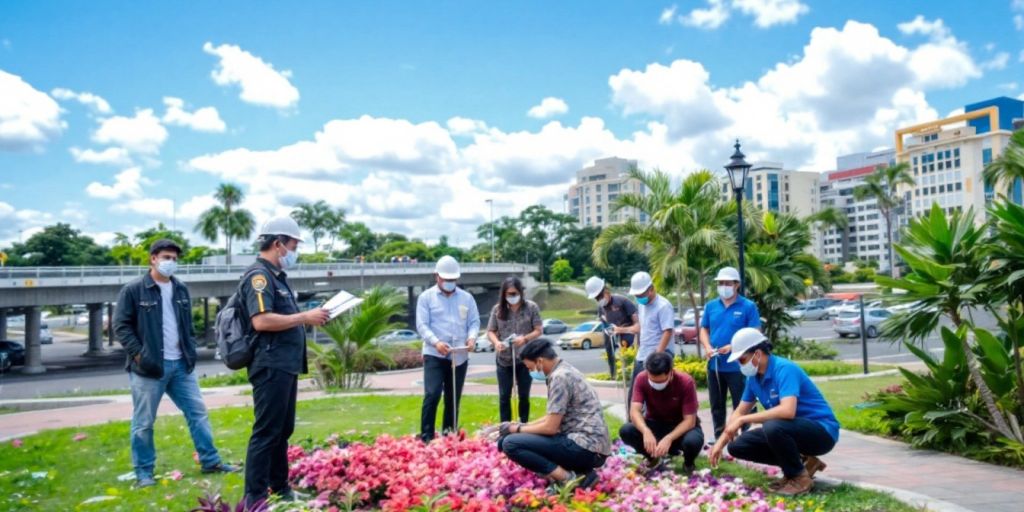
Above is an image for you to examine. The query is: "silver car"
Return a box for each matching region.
[833,308,892,338]
[787,303,830,321]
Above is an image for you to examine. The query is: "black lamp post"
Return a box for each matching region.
[724,140,752,296]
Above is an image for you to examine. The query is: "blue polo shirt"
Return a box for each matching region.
[701,296,760,373]
[741,355,840,442]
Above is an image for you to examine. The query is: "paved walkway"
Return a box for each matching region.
[1,366,1022,511]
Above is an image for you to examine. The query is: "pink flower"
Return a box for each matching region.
[11,439,23,448]
[169,470,183,481]
[72,432,88,442]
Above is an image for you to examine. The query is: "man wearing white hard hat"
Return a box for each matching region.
[709,327,839,497]
[417,255,480,442]
[584,276,638,380]
[243,216,330,506]
[700,266,761,440]
[617,271,675,404]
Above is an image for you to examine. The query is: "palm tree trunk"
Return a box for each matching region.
[885,209,895,278]
[952,311,1021,441]
[224,230,232,265]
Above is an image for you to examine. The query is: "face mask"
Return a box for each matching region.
[280,247,298,270]
[441,281,457,293]
[649,378,669,391]
[740,353,760,377]
[597,296,609,308]
[156,260,177,278]
[636,295,650,306]
[718,285,735,300]
[506,294,521,305]
[529,366,547,382]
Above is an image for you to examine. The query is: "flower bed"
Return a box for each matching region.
[277,434,796,511]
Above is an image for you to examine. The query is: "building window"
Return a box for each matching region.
[607,183,619,193]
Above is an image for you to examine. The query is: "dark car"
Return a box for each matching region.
[0,340,26,367]
[542,319,569,335]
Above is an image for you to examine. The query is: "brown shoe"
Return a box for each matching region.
[767,477,791,491]
[776,471,814,496]
[803,455,827,479]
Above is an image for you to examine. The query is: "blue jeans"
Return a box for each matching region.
[499,433,606,476]
[130,359,221,478]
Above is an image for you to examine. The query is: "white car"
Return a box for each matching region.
[474,333,495,352]
[376,329,420,344]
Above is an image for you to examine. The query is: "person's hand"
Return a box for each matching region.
[467,337,476,352]
[133,354,141,365]
[435,341,452,356]
[612,325,626,335]
[642,430,657,455]
[654,438,673,458]
[513,335,527,347]
[496,340,507,352]
[718,344,732,355]
[498,422,515,437]
[723,416,745,440]
[703,346,715,360]
[304,309,330,326]
[709,442,725,468]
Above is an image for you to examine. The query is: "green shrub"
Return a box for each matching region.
[773,336,838,360]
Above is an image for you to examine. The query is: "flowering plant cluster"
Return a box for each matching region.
[244,434,796,511]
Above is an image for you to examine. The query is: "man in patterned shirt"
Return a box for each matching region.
[497,339,611,490]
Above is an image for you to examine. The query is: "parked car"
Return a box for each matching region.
[674,318,699,344]
[786,303,830,321]
[558,321,605,350]
[0,340,26,367]
[6,318,54,345]
[376,329,420,344]
[807,298,842,310]
[682,307,703,323]
[542,318,569,335]
[833,308,892,338]
[474,332,495,352]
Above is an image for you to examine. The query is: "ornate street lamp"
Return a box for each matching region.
[724,140,752,295]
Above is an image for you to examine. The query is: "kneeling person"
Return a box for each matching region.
[498,339,610,489]
[710,328,839,496]
[618,352,704,473]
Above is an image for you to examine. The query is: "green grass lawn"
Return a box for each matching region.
[532,288,596,325]
[815,374,904,436]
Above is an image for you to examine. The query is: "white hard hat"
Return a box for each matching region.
[715,266,741,282]
[259,216,305,242]
[728,327,768,363]
[584,276,606,299]
[435,255,461,280]
[628,271,653,296]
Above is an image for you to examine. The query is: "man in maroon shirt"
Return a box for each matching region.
[617,352,704,473]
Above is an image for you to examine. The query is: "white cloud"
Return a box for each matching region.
[85,167,146,200]
[446,116,488,136]
[1015,1,1024,30]
[203,42,299,110]
[680,0,730,29]
[111,198,175,218]
[1016,15,1023,31]
[981,52,1010,70]
[998,82,1019,91]
[659,5,678,25]
[610,59,729,139]
[50,87,112,114]
[70,146,133,166]
[92,109,168,154]
[733,0,809,28]
[161,97,226,133]
[0,69,64,151]
[1020,49,1024,62]
[897,15,950,39]
[527,97,569,119]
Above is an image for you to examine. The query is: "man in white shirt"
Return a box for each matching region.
[615,271,675,406]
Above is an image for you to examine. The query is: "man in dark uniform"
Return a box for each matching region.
[241,217,329,507]
[584,276,638,379]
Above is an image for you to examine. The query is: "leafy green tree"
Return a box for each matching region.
[110,232,133,265]
[195,183,255,265]
[431,235,467,261]
[372,240,433,262]
[291,200,334,254]
[518,205,578,291]
[130,223,190,265]
[983,130,1024,197]
[337,221,377,259]
[550,258,573,282]
[7,223,111,266]
[853,163,914,276]
[561,226,600,280]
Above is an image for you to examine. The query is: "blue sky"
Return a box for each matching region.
[1,1,1023,251]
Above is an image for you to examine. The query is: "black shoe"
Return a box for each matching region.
[579,470,599,489]
[201,462,242,474]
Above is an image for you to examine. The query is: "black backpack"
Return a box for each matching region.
[215,269,261,370]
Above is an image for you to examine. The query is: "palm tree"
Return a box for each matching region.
[290,200,334,254]
[325,207,347,254]
[806,206,850,265]
[983,130,1024,198]
[853,163,914,277]
[195,183,255,265]
[594,168,735,337]
[110,232,132,266]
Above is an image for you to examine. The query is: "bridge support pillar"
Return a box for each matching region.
[0,308,7,341]
[107,303,115,346]
[84,303,106,356]
[407,286,417,329]
[22,306,45,374]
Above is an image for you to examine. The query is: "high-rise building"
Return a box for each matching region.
[719,162,820,217]
[895,96,1024,220]
[816,149,896,270]
[564,157,646,228]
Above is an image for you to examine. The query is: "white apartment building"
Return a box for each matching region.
[816,149,895,270]
[565,157,646,228]
[719,162,820,217]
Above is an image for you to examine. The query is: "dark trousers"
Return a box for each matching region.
[498,433,606,476]
[728,418,836,478]
[627,360,643,410]
[420,355,468,441]
[496,361,532,423]
[708,370,747,438]
[619,419,705,466]
[244,367,298,503]
[603,333,617,379]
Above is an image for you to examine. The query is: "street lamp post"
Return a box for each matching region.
[724,140,752,296]
[486,199,495,263]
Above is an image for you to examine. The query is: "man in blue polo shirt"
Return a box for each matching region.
[709,328,840,496]
[700,266,761,440]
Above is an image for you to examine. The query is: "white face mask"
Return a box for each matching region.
[156,259,177,277]
[597,296,609,308]
[648,378,669,391]
[506,294,521,305]
[740,353,760,377]
[280,246,298,269]
[718,285,736,300]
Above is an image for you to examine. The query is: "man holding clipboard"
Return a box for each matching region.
[417,256,479,442]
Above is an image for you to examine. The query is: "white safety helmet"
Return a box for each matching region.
[628,271,653,296]
[258,216,305,242]
[584,276,606,299]
[728,327,768,363]
[715,266,741,282]
[435,255,461,280]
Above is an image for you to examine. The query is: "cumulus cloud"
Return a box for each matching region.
[0,69,64,151]
[50,87,112,114]
[70,146,133,166]
[527,97,569,119]
[897,15,950,39]
[659,5,678,25]
[981,52,1010,70]
[203,42,299,110]
[679,0,730,29]
[111,198,175,218]
[85,167,146,200]
[92,109,168,154]
[162,97,226,133]
[446,116,488,136]
[733,0,809,28]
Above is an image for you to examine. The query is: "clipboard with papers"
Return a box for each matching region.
[322,289,364,320]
